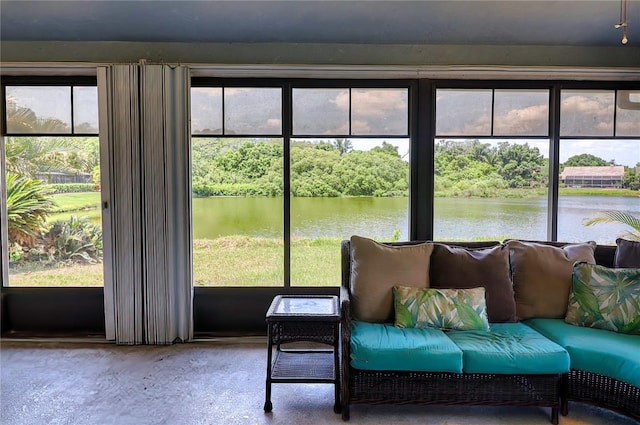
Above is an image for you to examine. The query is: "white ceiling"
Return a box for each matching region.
[0,0,638,47]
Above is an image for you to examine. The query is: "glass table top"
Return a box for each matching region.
[268,295,339,318]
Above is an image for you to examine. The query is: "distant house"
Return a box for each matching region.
[560,166,625,188]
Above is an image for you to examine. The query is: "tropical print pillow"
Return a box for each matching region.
[393,286,490,331]
[565,262,640,335]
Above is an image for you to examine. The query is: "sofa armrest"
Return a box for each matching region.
[340,285,351,335]
[340,284,351,415]
[340,238,352,378]
[340,284,352,360]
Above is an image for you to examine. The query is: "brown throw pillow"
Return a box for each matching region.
[615,238,640,268]
[430,243,516,322]
[350,235,433,323]
[507,240,596,320]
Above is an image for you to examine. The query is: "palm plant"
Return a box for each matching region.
[5,99,69,134]
[584,210,640,241]
[5,137,78,178]
[6,173,55,247]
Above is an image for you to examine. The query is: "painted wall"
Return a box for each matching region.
[2,41,640,70]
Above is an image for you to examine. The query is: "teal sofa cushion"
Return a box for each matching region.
[525,318,640,388]
[350,320,463,373]
[447,322,570,374]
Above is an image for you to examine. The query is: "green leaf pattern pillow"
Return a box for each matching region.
[394,286,490,331]
[565,262,640,335]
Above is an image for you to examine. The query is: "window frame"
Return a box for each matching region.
[1,76,104,336]
[2,76,99,137]
[427,79,639,242]
[190,78,415,290]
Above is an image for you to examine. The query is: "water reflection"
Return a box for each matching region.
[191,195,639,244]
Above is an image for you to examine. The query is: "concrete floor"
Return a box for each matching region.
[1,339,637,425]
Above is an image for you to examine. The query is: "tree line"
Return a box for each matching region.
[192,138,640,197]
[192,139,409,197]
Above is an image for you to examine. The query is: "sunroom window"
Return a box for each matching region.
[290,87,409,286]
[2,83,102,287]
[191,83,410,287]
[558,89,640,244]
[433,88,550,241]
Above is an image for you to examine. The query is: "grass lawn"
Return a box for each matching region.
[193,236,342,286]
[49,191,101,212]
[558,188,639,197]
[46,192,102,224]
[8,262,104,287]
[8,236,344,287]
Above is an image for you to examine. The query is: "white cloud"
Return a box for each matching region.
[494,104,548,135]
[331,91,350,111]
[351,119,371,134]
[224,88,248,96]
[351,89,408,117]
[267,118,282,129]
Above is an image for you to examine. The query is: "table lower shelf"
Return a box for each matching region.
[270,350,336,382]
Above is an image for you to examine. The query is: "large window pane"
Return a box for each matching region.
[351,89,408,135]
[5,87,72,134]
[292,89,349,135]
[436,89,492,136]
[290,138,409,286]
[6,136,103,286]
[191,137,284,286]
[616,90,640,136]
[191,87,223,135]
[433,138,549,241]
[558,139,640,244]
[493,89,549,136]
[224,88,281,135]
[560,90,614,137]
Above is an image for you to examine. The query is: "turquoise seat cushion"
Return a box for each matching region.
[447,322,570,374]
[525,318,640,388]
[350,320,463,373]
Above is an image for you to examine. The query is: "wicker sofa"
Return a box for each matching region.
[339,237,640,423]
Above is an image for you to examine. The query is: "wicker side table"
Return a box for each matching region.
[264,295,341,414]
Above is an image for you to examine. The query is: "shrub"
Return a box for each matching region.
[45,183,97,193]
[192,183,281,197]
[43,215,103,264]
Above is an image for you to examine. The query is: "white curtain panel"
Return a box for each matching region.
[99,64,193,345]
[140,64,193,344]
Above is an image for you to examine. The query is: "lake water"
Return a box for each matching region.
[192,195,640,245]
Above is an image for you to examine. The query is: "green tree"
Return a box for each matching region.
[494,142,546,188]
[563,153,609,168]
[5,136,99,178]
[211,140,282,182]
[371,141,401,158]
[434,140,504,195]
[623,167,640,190]
[6,137,71,177]
[291,145,341,197]
[336,150,408,196]
[332,138,353,155]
